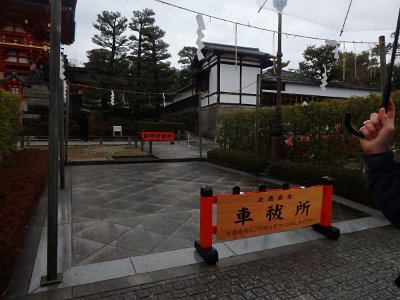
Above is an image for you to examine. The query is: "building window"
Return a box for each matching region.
[6,50,28,64]
[3,23,26,33]
[11,86,20,95]
[15,26,26,33]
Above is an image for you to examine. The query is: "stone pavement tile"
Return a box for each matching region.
[146,185,177,194]
[78,245,142,265]
[74,220,131,244]
[63,259,136,288]
[71,203,92,215]
[163,190,191,201]
[72,217,98,235]
[174,195,200,210]
[145,179,167,186]
[187,211,200,223]
[136,215,185,235]
[158,207,196,221]
[164,179,195,187]
[122,193,152,203]
[110,228,168,253]
[332,202,369,222]
[333,219,368,234]
[72,194,114,207]
[150,236,194,253]
[179,183,203,193]
[353,216,390,228]
[73,188,106,198]
[113,185,148,195]
[131,244,234,274]
[74,207,121,220]
[130,203,168,214]
[105,214,149,228]
[92,184,114,191]
[223,230,311,255]
[72,236,106,265]
[101,199,139,210]
[171,221,199,241]
[102,189,135,200]
[130,189,164,199]
[147,194,181,205]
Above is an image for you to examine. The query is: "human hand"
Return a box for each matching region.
[360,98,395,154]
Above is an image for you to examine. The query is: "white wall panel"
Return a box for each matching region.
[209,94,218,105]
[241,95,256,105]
[221,94,240,104]
[220,64,240,93]
[209,66,218,95]
[242,66,259,94]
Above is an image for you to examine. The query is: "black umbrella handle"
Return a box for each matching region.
[344,113,365,138]
[345,6,400,138]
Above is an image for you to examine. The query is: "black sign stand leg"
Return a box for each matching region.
[194,241,218,265]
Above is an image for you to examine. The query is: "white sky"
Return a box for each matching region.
[63,0,400,70]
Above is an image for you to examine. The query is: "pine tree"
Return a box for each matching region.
[142,26,172,93]
[129,9,155,89]
[177,46,197,89]
[92,11,129,69]
[87,11,130,108]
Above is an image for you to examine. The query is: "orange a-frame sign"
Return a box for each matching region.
[216,186,323,241]
[194,177,340,265]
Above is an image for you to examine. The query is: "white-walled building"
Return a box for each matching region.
[261,70,380,106]
[197,42,272,108]
[163,42,380,137]
[164,42,273,136]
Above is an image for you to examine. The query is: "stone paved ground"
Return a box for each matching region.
[73,226,400,300]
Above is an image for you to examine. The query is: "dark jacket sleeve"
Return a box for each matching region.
[364,149,400,229]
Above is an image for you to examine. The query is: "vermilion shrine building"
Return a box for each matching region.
[0,0,77,125]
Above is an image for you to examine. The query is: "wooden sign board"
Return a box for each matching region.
[216,186,323,241]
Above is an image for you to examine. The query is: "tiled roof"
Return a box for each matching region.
[202,42,273,67]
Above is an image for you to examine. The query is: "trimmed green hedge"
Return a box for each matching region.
[207,148,372,207]
[207,148,267,172]
[0,90,20,162]
[266,160,373,207]
[216,92,400,167]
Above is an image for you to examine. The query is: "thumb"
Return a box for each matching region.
[379,108,391,125]
[386,98,395,120]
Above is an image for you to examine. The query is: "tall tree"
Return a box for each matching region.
[142,26,171,93]
[92,11,129,69]
[298,44,379,86]
[177,46,197,89]
[371,31,400,58]
[85,48,130,108]
[298,44,339,81]
[129,9,155,88]
[178,46,197,67]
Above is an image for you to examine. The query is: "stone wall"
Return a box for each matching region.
[162,102,255,138]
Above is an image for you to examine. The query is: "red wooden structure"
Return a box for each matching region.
[0,72,28,100]
[0,0,76,84]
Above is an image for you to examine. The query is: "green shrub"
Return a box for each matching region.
[0,90,20,162]
[266,160,373,207]
[207,148,267,172]
[216,92,400,167]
